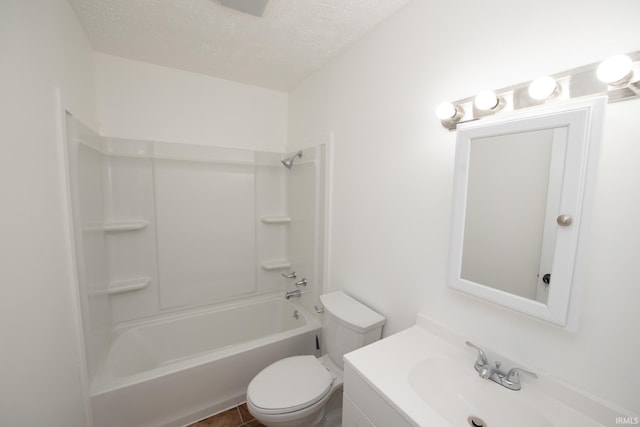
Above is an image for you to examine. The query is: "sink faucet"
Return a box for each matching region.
[465,341,537,391]
[285,289,301,299]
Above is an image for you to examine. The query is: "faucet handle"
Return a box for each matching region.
[465,341,488,366]
[506,367,538,382]
[282,271,297,279]
[295,278,308,287]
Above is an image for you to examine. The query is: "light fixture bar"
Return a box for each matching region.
[439,50,640,130]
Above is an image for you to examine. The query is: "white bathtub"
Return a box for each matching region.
[91,294,321,427]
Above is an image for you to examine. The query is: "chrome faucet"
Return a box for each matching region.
[285,289,301,299]
[465,341,537,391]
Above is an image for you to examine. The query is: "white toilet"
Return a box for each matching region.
[246,291,385,427]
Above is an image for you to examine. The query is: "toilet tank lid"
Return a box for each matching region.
[320,291,385,333]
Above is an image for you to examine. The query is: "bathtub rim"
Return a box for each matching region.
[91,292,321,396]
[111,291,314,334]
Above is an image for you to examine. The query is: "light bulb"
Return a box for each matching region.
[474,90,499,111]
[436,102,457,120]
[528,76,558,100]
[597,54,633,86]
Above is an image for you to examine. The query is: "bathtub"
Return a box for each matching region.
[91,293,321,427]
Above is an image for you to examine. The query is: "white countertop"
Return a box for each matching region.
[343,314,625,427]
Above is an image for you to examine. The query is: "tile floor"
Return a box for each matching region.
[187,403,265,427]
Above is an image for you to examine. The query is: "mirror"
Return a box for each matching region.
[462,127,566,305]
[448,97,605,327]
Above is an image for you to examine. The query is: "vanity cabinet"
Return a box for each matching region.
[342,394,376,427]
[343,360,414,427]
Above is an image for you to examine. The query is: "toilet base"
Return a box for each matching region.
[248,386,344,427]
[319,391,343,427]
[248,399,326,427]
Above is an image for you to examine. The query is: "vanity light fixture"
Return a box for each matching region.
[528,76,559,100]
[436,102,465,129]
[436,50,639,130]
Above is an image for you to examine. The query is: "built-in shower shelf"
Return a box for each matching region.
[260,216,291,224]
[107,277,151,295]
[261,260,291,271]
[103,220,149,232]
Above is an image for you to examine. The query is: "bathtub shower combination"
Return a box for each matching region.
[92,295,319,427]
[65,117,326,427]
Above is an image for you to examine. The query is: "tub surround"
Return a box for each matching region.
[66,123,300,325]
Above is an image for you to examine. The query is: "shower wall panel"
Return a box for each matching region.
[286,145,326,313]
[154,160,256,309]
[255,163,289,294]
[100,141,290,323]
[66,116,111,380]
[105,155,160,322]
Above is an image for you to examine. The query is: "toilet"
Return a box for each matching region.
[246,291,385,427]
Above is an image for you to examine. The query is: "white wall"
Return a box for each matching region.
[0,0,97,425]
[95,53,288,152]
[288,0,640,415]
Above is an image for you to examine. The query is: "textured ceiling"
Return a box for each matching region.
[69,0,411,91]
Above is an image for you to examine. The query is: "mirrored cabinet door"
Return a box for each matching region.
[447,97,606,328]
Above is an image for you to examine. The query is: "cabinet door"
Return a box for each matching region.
[343,393,377,427]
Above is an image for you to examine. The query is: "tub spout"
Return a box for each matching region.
[285,289,301,299]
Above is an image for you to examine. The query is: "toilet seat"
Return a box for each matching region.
[247,355,334,414]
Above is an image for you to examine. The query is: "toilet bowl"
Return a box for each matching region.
[246,355,342,427]
[246,291,385,427]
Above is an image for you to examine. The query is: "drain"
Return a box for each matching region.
[467,416,486,427]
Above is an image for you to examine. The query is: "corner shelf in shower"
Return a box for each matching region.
[103,220,149,232]
[107,277,151,295]
[261,260,291,271]
[260,216,291,224]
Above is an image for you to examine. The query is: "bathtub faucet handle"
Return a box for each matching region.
[295,278,307,288]
[282,271,297,279]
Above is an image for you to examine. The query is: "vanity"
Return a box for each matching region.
[340,97,630,426]
[342,314,625,427]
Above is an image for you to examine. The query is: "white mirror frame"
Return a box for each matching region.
[448,97,606,329]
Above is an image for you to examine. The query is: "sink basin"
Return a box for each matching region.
[408,357,554,427]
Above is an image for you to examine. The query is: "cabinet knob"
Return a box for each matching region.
[556,214,573,226]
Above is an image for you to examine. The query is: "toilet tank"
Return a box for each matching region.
[320,291,385,369]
